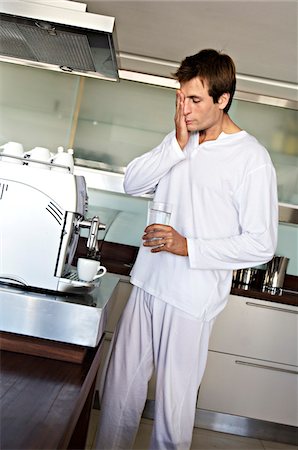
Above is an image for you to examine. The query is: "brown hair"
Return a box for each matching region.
[174,49,236,113]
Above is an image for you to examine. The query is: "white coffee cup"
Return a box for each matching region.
[77,258,107,282]
[0,141,24,164]
[24,147,52,169]
[51,147,74,173]
[147,201,172,226]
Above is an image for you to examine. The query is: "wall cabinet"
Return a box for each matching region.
[1,61,297,207]
[197,295,298,426]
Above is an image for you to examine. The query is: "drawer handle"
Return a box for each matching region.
[246,301,298,314]
[235,360,298,375]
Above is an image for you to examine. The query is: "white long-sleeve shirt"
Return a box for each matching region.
[124,130,278,319]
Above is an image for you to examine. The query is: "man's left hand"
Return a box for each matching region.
[143,224,188,256]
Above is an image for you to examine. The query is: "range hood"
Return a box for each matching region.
[0,0,119,81]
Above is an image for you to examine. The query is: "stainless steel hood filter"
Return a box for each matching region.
[0,1,119,81]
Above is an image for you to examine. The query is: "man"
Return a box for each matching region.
[95,49,278,450]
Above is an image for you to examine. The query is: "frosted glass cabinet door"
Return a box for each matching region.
[75,77,297,206]
[230,99,298,205]
[0,62,80,152]
[74,78,175,168]
[3,59,295,206]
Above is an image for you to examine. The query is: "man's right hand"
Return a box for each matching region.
[175,90,189,150]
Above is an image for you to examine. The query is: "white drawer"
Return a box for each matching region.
[197,351,298,426]
[209,295,298,366]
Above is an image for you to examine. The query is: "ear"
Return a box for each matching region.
[218,93,230,110]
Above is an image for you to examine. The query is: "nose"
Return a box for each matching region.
[183,98,191,116]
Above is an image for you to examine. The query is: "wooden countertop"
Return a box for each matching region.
[231,286,298,307]
[76,239,298,307]
[0,338,104,450]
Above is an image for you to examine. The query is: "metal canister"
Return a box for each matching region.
[235,268,258,290]
[263,256,289,294]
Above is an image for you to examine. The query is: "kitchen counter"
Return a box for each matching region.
[0,340,104,450]
[78,238,298,308]
[231,285,298,307]
[0,274,120,449]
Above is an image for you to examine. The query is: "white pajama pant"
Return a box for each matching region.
[94,286,215,450]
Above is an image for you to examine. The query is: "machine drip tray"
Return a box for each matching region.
[58,268,101,293]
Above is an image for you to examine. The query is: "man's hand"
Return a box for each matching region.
[143,224,188,256]
[175,90,189,150]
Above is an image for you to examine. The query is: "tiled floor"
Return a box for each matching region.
[86,409,297,450]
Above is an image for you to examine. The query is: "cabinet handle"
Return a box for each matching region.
[246,301,298,315]
[235,360,298,375]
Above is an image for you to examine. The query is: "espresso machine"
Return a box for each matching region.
[0,151,106,293]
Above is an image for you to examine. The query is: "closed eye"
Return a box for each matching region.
[190,96,201,103]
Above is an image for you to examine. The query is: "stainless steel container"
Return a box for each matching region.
[233,268,258,290]
[239,268,258,289]
[263,256,289,294]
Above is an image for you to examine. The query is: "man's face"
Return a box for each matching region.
[180,77,223,132]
